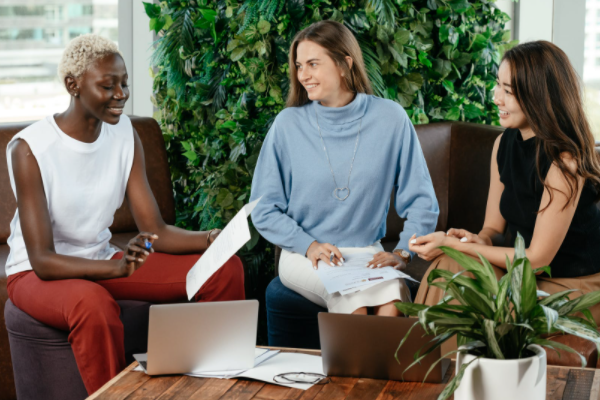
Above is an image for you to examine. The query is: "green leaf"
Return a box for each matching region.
[394,28,411,45]
[418,51,432,68]
[438,356,480,400]
[440,247,498,295]
[183,150,197,162]
[470,33,488,52]
[464,103,484,119]
[442,80,454,93]
[532,266,552,277]
[530,338,587,368]
[227,39,241,52]
[199,9,217,23]
[143,2,161,19]
[554,317,600,344]
[483,319,504,359]
[448,0,471,13]
[537,304,559,333]
[539,289,579,307]
[432,59,452,79]
[520,258,538,318]
[395,302,429,316]
[257,20,271,34]
[445,107,460,121]
[231,47,247,62]
[567,290,600,315]
[150,17,167,33]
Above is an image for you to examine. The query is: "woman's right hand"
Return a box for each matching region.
[446,228,487,245]
[306,241,344,270]
[117,232,158,277]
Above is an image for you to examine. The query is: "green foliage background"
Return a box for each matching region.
[143,0,515,312]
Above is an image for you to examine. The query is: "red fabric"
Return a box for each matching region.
[6,252,244,395]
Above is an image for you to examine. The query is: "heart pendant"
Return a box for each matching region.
[333,187,350,201]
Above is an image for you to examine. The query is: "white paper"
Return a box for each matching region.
[233,353,324,390]
[316,252,418,295]
[186,198,261,300]
[185,349,279,379]
[133,347,278,375]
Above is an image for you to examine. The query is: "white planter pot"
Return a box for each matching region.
[454,344,546,400]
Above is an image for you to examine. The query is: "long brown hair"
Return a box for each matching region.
[286,20,372,108]
[502,41,600,210]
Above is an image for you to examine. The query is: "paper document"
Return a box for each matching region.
[186,198,261,300]
[233,353,324,390]
[317,252,418,294]
[133,347,278,376]
[185,349,280,379]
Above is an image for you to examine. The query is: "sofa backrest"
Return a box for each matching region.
[0,116,175,245]
[382,122,504,245]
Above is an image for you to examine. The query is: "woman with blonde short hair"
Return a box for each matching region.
[5,34,244,395]
[250,20,439,316]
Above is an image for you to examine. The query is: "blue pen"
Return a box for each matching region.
[144,239,152,250]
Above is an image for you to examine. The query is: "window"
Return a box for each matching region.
[0,0,119,123]
[584,1,600,140]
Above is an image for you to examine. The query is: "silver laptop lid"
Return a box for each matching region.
[318,313,449,383]
[146,300,258,375]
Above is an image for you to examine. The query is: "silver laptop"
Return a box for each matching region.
[136,300,258,375]
[318,313,450,382]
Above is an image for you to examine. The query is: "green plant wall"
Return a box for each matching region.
[143,0,515,300]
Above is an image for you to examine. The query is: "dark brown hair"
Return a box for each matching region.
[502,41,600,210]
[286,20,372,108]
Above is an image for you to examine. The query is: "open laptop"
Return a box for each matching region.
[318,313,450,382]
[135,300,258,375]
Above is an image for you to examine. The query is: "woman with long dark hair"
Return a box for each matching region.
[250,20,439,316]
[411,41,600,321]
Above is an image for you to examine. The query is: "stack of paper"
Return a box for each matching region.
[185,348,279,379]
[316,252,418,296]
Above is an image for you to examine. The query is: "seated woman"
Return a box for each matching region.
[5,34,244,395]
[410,41,600,321]
[250,20,439,316]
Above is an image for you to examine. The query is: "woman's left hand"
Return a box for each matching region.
[408,232,453,261]
[367,252,407,271]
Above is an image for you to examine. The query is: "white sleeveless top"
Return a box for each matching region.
[5,114,135,277]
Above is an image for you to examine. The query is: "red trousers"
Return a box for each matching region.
[6,252,245,395]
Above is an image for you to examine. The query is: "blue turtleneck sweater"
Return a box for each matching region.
[249,93,439,257]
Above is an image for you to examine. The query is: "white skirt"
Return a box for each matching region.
[278,242,412,314]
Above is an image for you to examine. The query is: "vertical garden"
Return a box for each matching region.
[143,0,514,309]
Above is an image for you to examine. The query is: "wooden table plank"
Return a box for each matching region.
[253,383,325,400]
[589,370,600,400]
[155,376,209,400]
[186,378,237,400]
[92,370,152,400]
[312,377,358,400]
[546,368,570,400]
[219,380,267,400]
[124,375,182,400]
[88,363,143,400]
[345,378,388,400]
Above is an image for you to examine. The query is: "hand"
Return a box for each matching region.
[446,228,487,245]
[367,252,407,271]
[117,232,158,277]
[408,232,450,261]
[207,229,221,247]
[306,241,344,270]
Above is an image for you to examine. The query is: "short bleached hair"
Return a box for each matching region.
[58,34,121,84]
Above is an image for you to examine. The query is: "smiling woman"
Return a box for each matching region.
[4,33,245,395]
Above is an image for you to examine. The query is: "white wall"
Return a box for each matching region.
[118,0,154,117]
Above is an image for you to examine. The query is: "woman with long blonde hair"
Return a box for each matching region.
[250,20,439,315]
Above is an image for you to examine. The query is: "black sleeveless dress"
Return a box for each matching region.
[497,129,600,278]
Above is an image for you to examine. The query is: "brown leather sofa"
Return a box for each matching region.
[271,121,600,368]
[0,116,175,400]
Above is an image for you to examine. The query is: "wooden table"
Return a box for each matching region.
[88,348,600,400]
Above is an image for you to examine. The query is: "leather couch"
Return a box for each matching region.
[0,116,175,399]
[266,121,600,369]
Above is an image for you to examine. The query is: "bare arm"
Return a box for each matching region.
[126,128,214,254]
[453,154,583,268]
[11,140,142,280]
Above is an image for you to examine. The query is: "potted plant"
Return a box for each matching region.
[395,233,600,400]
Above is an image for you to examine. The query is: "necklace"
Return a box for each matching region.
[314,107,362,201]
